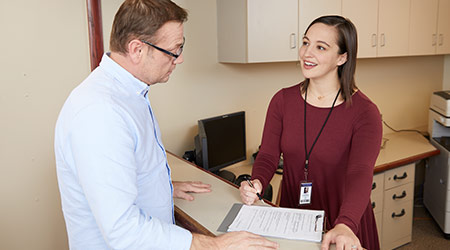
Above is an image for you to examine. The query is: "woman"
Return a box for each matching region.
[240,16,382,250]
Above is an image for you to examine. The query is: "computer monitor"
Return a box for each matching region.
[194,111,246,174]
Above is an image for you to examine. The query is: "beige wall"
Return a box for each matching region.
[0,1,89,249]
[147,0,443,156]
[444,55,450,89]
[0,0,444,249]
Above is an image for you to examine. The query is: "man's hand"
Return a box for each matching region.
[321,223,364,250]
[173,181,211,201]
[191,232,279,250]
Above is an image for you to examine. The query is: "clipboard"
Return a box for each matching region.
[217,203,326,242]
[217,203,244,232]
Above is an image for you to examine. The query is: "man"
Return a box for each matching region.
[55,0,278,249]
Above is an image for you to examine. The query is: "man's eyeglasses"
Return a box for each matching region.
[141,37,185,60]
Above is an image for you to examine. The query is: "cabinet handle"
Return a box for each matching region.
[371,34,377,47]
[391,209,406,218]
[393,172,407,180]
[439,34,444,46]
[380,33,385,47]
[372,202,376,209]
[392,191,407,200]
[290,33,296,49]
[372,182,376,190]
[433,34,437,46]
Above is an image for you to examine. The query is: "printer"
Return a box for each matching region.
[424,91,450,238]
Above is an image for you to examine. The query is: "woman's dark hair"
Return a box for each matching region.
[301,15,358,105]
[110,0,188,54]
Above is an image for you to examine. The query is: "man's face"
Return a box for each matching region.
[139,21,184,85]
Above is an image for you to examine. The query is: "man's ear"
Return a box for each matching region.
[127,39,145,64]
[337,52,348,66]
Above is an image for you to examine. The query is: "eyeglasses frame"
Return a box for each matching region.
[141,37,185,59]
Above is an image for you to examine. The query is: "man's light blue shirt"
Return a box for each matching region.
[55,53,192,250]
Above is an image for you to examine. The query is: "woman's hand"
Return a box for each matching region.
[239,178,263,205]
[321,223,364,250]
[172,181,211,201]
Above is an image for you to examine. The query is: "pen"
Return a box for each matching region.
[244,176,264,203]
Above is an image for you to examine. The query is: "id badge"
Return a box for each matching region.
[299,182,313,205]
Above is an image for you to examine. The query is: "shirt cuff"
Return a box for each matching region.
[170,225,192,250]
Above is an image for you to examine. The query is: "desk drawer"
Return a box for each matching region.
[382,200,413,250]
[371,193,383,214]
[372,173,384,196]
[384,183,414,208]
[384,163,415,190]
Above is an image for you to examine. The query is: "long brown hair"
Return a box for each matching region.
[110,0,188,54]
[301,15,358,105]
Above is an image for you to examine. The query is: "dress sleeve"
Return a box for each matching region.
[69,103,192,250]
[334,101,382,233]
[252,90,284,190]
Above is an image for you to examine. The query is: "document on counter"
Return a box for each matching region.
[218,203,325,242]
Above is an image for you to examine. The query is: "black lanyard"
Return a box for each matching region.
[303,86,341,181]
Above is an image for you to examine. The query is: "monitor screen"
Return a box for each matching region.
[194,111,246,173]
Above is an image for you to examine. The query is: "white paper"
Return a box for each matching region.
[227,205,324,242]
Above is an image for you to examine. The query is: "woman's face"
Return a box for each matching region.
[299,23,347,82]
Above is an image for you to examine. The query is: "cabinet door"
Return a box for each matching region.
[247,0,298,62]
[342,0,379,58]
[299,0,342,37]
[437,0,450,54]
[409,0,439,55]
[377,0,411,57]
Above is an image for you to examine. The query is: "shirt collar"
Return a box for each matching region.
[99,52,149,98]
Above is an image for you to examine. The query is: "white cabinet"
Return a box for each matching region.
[372,163,415,250]
[342,0,379,58]
[343,0,411,58]
[217,0,340,63]
[408,0,450,55]
[336,0,411,58]
[409,0,450,55]
[437,0,450,54]
[218,0,450,63]
[298,0,341,36]
[377,0,411,57]
[217,0,298,63]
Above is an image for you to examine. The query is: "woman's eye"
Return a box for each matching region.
[318,46,325,51]
[302,41,309,46]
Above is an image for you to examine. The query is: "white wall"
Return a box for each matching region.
[0,0,444,249]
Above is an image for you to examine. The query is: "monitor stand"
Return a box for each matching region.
[216,169,236,183]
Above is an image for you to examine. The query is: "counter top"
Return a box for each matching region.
[169,131,438,249]
[169,153,330,249]
[374,132,439,173]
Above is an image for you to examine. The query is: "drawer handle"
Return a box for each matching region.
[372,182,376,190]
[372,202,376,209]
[392,191,407,200]
[393,172,407,180]
[391,209,406,218]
